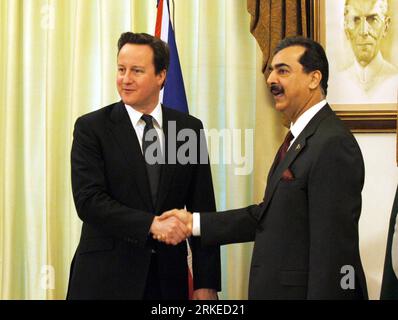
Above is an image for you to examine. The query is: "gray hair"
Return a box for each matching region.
[344,0,389,17]
[344,0,389,30]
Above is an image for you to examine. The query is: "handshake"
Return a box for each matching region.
[150,209,194,245]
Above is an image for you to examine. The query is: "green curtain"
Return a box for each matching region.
[0,0,267,299]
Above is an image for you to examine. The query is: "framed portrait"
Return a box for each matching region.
[314,0,398,133]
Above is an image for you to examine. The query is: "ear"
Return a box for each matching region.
[343,17,352,40]
[382,16,391,38]
[344,28,350,41]
[157,69,167,86]
[309,70,322,90]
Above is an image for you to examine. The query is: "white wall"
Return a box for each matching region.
[355,133,398,299]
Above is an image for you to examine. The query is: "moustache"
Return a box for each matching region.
[270,84,284,96]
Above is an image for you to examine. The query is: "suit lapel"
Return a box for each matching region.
[155,106,177,212]
[259,104,334,221]
[107,101,153,210]
[267,145,283,184]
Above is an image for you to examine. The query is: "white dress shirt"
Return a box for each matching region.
[288,99,327,149]
[328,52,398,104]
[353,52,392,86]
[124,103,165,155]
[192,99,328,236]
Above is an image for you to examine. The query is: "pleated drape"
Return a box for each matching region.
[247,0,313,73]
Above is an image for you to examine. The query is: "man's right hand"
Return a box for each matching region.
[150,214,191,245]
[159,209,193,232]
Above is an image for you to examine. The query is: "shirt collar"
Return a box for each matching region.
[354,52,384,83]
[290,99,327,140]
[124,102,163,129]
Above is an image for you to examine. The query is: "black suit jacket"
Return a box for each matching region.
[67,101,221,299]
[200,104,368,299]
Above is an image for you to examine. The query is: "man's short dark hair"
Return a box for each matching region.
[274,36,329,96]
[117,32,170,75]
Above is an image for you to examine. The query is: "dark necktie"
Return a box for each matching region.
[141,114,162,207]
[277,130,294,165]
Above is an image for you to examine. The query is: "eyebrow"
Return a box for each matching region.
[365,14,379,19]
[269,63,291,71]
[348,10,382,17]
[117,64,145,69]
[350,13,379,17]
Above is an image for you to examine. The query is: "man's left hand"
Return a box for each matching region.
[192,288,218,300]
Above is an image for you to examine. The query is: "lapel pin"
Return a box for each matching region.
[295,144,301,151]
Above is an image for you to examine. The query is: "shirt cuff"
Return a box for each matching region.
[192,212,201,236]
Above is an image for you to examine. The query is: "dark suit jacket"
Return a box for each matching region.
[67,101,221,299]
[200,104,368,300]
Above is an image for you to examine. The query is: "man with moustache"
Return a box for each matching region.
[328,0,398,104]
[160,37,368,300]
[67,32,220,300]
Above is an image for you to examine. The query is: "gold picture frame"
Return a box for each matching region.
[313,0,398,133]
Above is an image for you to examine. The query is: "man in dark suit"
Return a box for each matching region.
[160,37,368,299]
[67,32,221,300]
